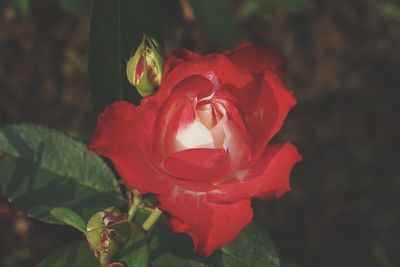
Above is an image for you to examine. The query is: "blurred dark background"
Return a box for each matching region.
[1,0,399,266]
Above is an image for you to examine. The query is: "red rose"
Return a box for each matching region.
[88,43,302,256]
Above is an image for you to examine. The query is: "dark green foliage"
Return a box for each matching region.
[0,124,124,224]
[88,0,164,115]
[50,207,87,233]
[150,221,280,267]
[115,222,149,267]
[36,241,98,267]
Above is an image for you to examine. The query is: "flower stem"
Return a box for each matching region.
[142,207,162,231]
[128,189,142,222]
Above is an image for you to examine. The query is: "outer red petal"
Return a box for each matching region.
[158,191,253,256]
[150,54,253,107]
[207,142,302,204]
[225,72,296,165]
[169,74,214,100]
[164,148,230,181]
[166,54,253,89]
[251,73,297,163]
[87,101,170,194]
[164,48,201,76]
[224,43,287,77]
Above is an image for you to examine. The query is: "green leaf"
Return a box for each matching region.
[88,0,164,115]
[37,241,98,267]
[211,222,280,267]
[50,207,87,233]
[0,124,124,224]
[114,222,150,267]
[188,0,243,48]
[149,219,211,267]
[149,221,280,267]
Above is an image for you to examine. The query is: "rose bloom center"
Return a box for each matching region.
[174,93,228,152]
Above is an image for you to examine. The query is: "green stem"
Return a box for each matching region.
[128,189,142,222]
[139,204,155,213]
[142,207,162,231]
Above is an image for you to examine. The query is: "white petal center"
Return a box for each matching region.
[174,93,238,153]
[175,119,215,151]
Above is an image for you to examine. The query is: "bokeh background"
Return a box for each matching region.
[1,0,399,266]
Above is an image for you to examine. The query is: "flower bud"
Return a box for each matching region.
[126,35,164,97]
[86,207,131,266]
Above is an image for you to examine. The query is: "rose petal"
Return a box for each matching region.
[171,54,253,88]
[154,75,216,159]
[164,48,201,76]
[171,74,215,100]
[196,104,215,129]
[152,95,193,160]
[225,43,287,77]
[251,73,297,163]
[151,55,253,106]
[88,101,170,194]
[164,148,229,181]
[214,89,249,142]
[225,72,296,165]
[222,120,251,171]
[158,189,253,256]
[209,115,226,148]
[207,142,302,203]
[175,119,215,151]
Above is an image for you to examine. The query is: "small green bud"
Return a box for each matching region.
[126,35,164,97]
[86,207,131,266]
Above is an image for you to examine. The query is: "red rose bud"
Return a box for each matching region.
[86,207,131,266]
[126,35,164,97]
